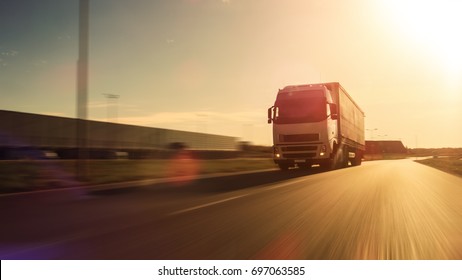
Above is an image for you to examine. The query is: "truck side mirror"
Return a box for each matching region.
[329,104,338,120]
[267,107,274,124]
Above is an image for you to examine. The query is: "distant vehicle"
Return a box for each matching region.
[268,82,365,170]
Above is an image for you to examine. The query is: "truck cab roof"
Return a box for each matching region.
[279,83,330,93]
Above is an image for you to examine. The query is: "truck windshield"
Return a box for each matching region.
[274,95,327,124]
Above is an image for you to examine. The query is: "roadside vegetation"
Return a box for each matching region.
[0,157,275,194]
[415,156,462,178]
[6,145,460,194]
[408,148,462,157]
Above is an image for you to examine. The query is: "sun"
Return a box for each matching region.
[381,0,462,88]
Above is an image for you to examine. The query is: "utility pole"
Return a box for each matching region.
[76,0,89,181]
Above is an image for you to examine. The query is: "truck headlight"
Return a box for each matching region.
[320,145,327,156]
[274,147,281,158]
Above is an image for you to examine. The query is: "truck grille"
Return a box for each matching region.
[284,153,317,159]
[281,146,317,152]
[280,134,319,142]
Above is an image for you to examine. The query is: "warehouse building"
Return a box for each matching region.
[364,140,408,160]
[0,110,238,159]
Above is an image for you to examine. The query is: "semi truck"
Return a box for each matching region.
[267,82,365,170]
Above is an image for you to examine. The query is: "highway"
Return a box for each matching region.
[1,159,462,259]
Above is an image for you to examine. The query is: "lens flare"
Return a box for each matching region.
[165,150,201,186]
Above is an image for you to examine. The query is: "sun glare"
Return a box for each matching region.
[383,0,462,90]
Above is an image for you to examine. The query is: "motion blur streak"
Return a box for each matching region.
[253,231,303,259]
[1,160,462,259]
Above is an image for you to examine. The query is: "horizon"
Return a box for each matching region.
[3,108,462,150]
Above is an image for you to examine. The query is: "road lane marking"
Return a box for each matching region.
[266,177,311,191]
[1,175,314,258]
[167,195,248,216]
[167,177,311,216]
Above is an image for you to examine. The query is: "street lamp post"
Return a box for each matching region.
[76,0,89,181]
[103,93,120,123]
[366,128,378,140]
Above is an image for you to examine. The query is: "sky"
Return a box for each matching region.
[1,0,462,148]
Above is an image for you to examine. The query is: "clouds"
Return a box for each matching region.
[1,49,19,57]
[89,109,269,142]
[101,110,262,127]
[0,48,49,69]
[0,49,19,67]
[32,59,48,67]
[57,34,72,41]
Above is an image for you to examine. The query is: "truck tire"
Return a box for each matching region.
[321,160,334,170]
[278,163,290,171]
[332,144,348,169]
[323,145,339,170]
[351,150,363,166]
[341,146,349,168]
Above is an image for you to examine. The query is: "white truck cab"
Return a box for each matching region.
[268,83,364,170]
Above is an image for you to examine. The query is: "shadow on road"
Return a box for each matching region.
[91,167,329,196]
[186,168,328,193]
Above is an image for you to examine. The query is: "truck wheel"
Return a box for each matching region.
[324,145,339,170]
[332,145,345,169]
[341,146,349,168]
[352,150,363,166]
[278,163,290,171]
[320,160,334,170]
[331,145,348,169]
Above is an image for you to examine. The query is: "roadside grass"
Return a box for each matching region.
[0,158,275,193]
[415,157,462,178]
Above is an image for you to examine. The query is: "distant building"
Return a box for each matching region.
[364,140,408,160]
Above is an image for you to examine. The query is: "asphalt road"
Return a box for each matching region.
[1,159,462,259]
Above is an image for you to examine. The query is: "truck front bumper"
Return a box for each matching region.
[273,144,329,165]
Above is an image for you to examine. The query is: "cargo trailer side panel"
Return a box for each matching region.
[338,85,365,150]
